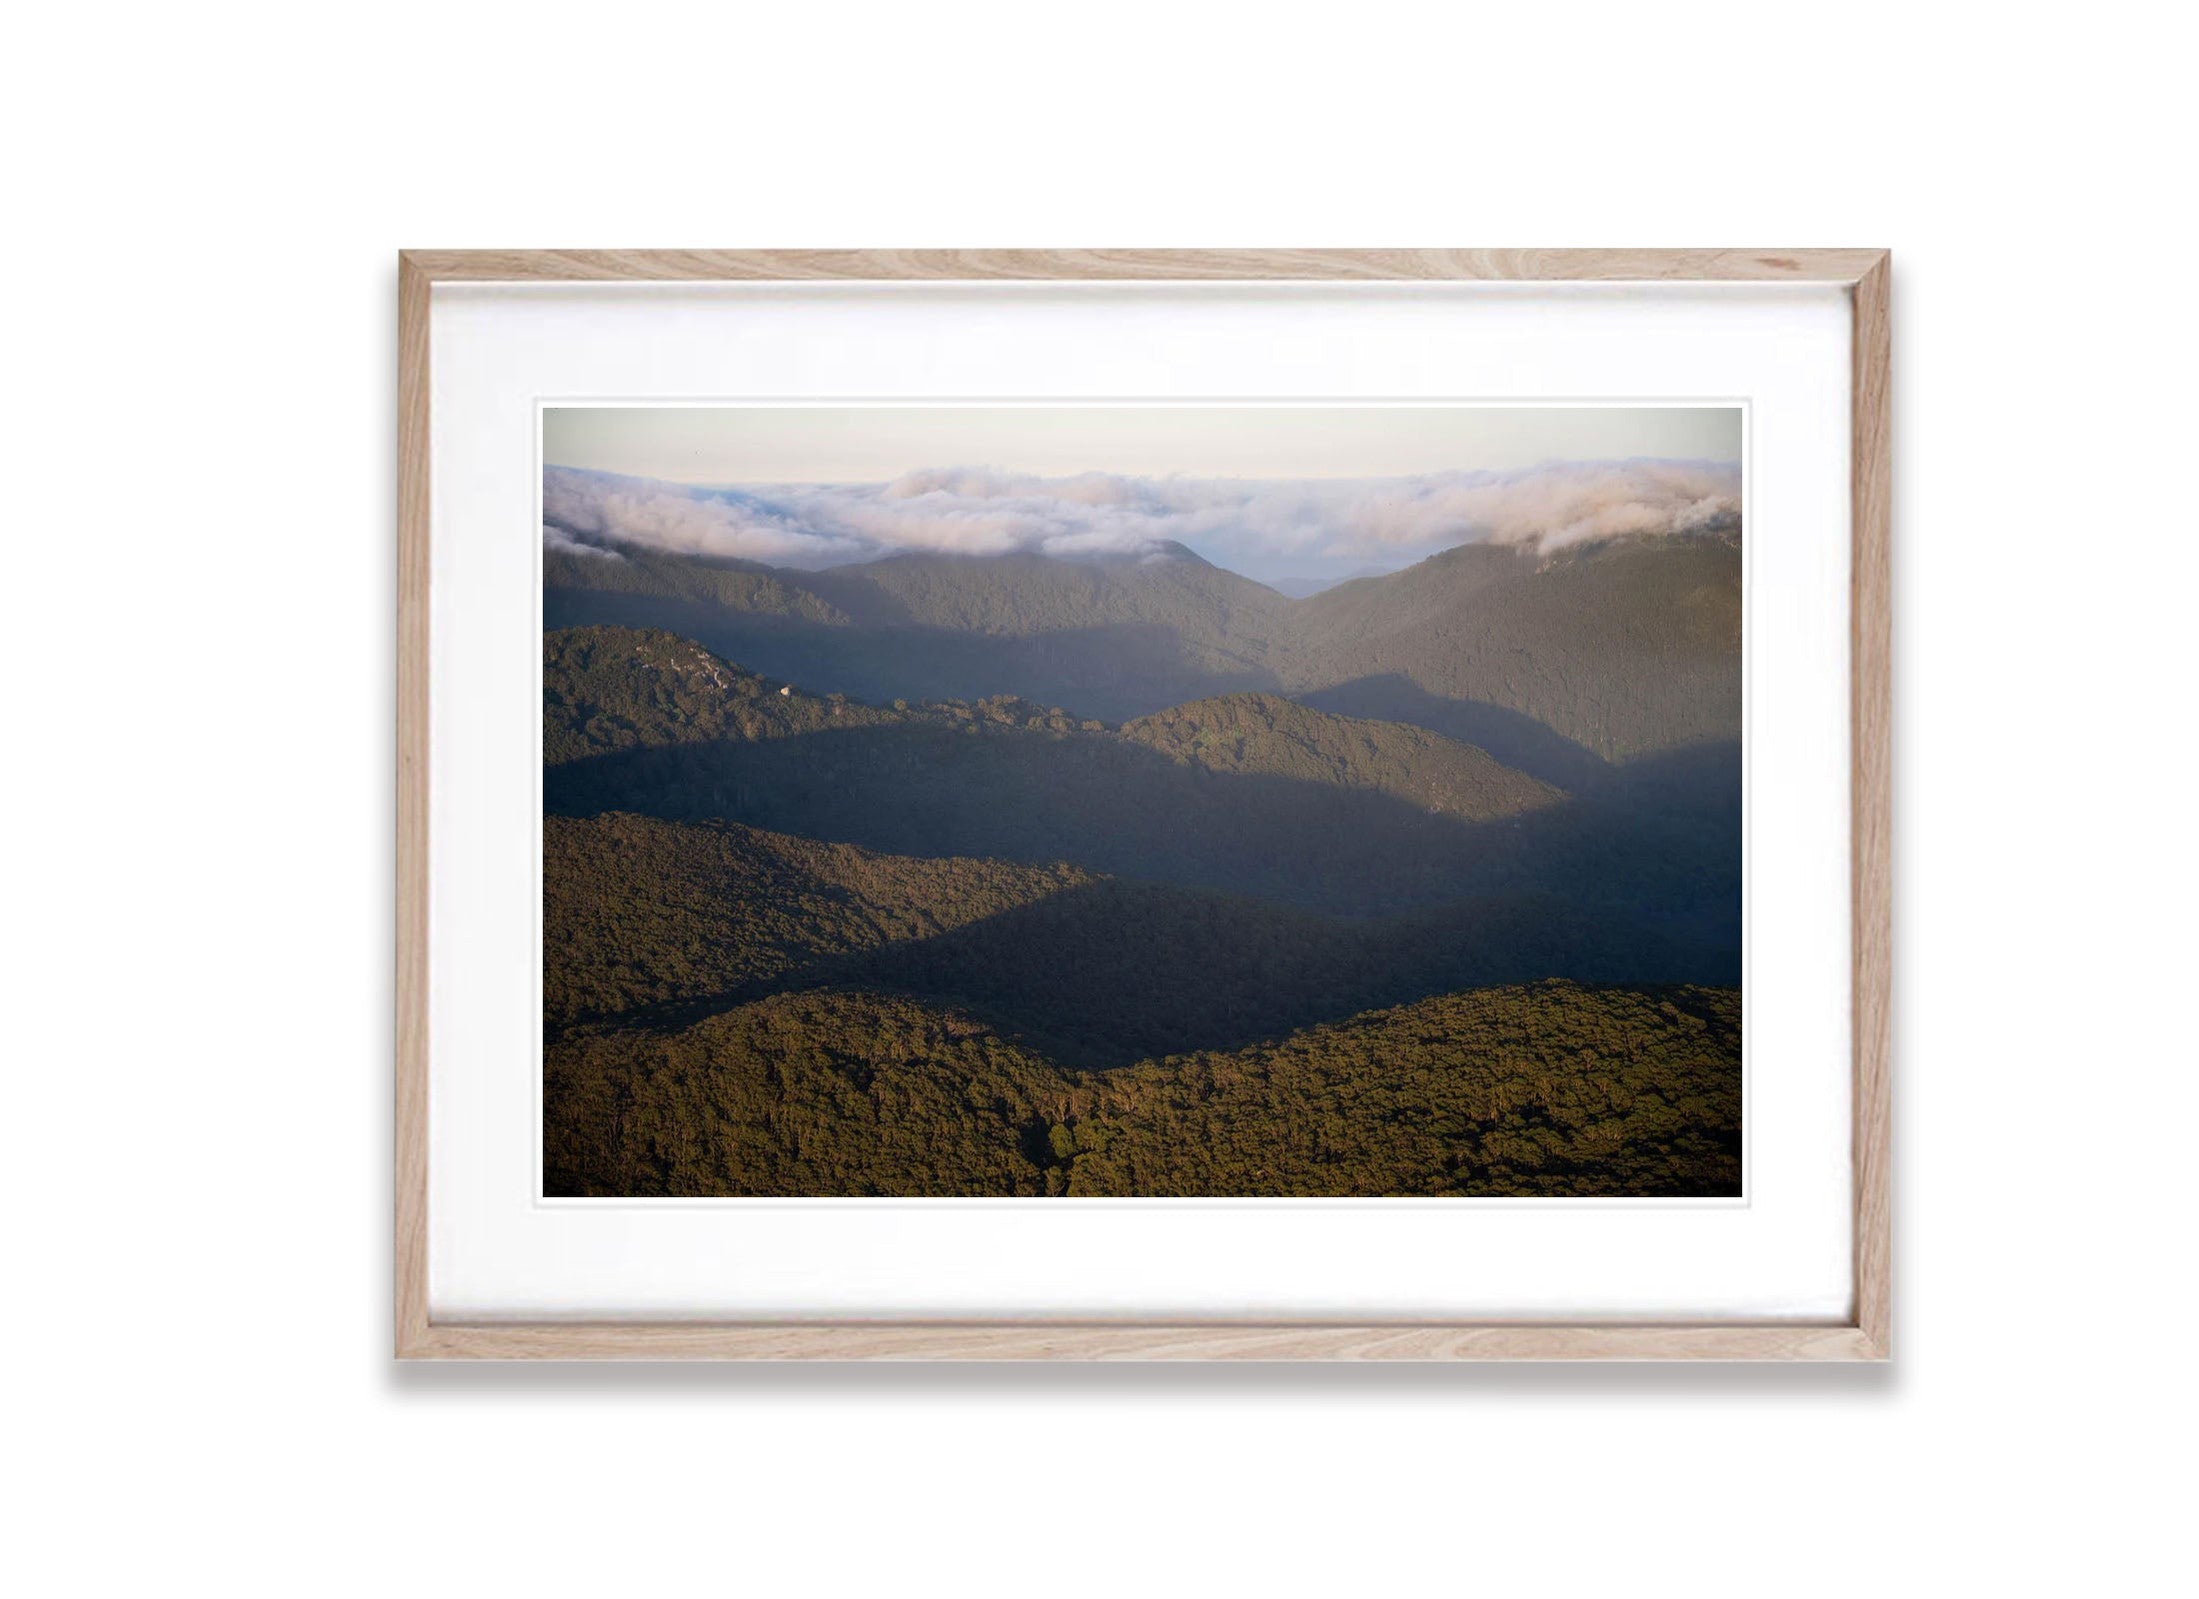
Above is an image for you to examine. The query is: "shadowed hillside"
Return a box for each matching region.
[544,627,1576,915]
[1292,676,1613,793]
[1281,537,1742,762]
[546,533,1741,763]
[545,814,1734,1068]
[546,722,1544,914]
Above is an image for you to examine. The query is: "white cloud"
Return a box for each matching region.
[542,459,1741,571]
[543,468,869,566]
[1338,460,1743,555]
[542,521,622,560]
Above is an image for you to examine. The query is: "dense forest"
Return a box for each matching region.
[545,813,1092,1032]
[543,519,1743,1198]
[546,983,1741,1198]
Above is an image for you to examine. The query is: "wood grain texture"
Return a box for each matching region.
[400,247,1884,285]
[394,248,1892,1360]
[401,1321,1877,1362]
[395,255,432,1357]
[1850,253,1893,1359]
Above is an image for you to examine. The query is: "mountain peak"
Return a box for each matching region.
[1135,539,1207,565]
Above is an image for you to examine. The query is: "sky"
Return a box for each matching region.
[542,405,1742,583]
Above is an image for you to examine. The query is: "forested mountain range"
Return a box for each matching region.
[544,530,1739,770]
[542,527,1744,1198]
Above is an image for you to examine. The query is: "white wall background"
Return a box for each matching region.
[8,3,2191,1593]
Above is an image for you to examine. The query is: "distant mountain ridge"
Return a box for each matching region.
[1287,537,1741,767]
[546,530,1738,766]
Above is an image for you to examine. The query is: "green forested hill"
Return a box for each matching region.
[545,982,1741,1198]
[1065,981,1740,1197]
[1121,691,1561,818]
[547,990,1071,1197]
[544,626,905,764]
[544,814,1092,1030]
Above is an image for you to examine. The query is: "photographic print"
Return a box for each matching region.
[541,403,1743,1199]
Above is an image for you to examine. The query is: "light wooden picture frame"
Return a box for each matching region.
[397,248,1890,1360]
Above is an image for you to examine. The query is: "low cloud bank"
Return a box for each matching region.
[543,459,1740,571]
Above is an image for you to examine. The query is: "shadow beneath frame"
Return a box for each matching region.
[385,1353,1900,1400]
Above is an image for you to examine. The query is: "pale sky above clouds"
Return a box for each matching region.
[541,406,1743,583]
[545,404,1741,484]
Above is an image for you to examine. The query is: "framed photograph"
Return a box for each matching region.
[398,249,1889,1359]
